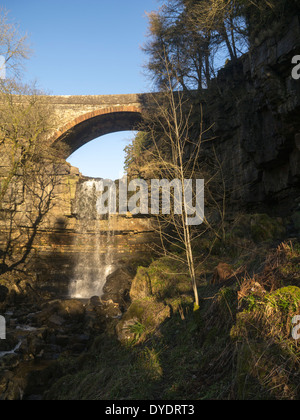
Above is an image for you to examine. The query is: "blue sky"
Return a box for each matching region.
[3,0,159,179]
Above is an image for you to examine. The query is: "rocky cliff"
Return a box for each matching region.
[201,16,300,213]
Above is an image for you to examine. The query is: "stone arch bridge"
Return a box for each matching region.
[0,93,158,296]
[44,93,150,158]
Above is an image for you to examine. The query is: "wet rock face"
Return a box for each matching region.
[101,267,135,309]
[0,165,157,298]
[31,215,156,298]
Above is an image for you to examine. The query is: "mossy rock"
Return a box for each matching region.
[130,267,152,301]
[116,298,171,343]
[232,285,300,399]
[265,286,300,315]
[130,257,191,302]
[230,214,286,243]
[232,286,300,341]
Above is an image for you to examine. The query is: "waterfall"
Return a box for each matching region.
[68,179,115,299]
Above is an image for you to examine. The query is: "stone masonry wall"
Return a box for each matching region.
[0,159,157,296]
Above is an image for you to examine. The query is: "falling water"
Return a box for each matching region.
[68,180,115,299]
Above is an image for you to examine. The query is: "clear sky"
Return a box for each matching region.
[2,0,159,179]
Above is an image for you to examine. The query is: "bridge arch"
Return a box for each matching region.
[51,105,142,158]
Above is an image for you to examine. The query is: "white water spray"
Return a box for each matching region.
[68,180,115,299]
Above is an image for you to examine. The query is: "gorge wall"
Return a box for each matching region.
[29,172,156,297]
[201,15,300,214]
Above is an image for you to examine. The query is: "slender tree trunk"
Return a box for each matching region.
[230,17,238,58]
[174,108,200,309]
[220,23,235,61]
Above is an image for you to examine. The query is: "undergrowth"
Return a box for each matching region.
[44,215,300,400]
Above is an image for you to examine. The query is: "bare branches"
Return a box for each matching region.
[0,9,62,273]
[0,91,61,272]
[0,8,31,84]
[138,59,207,308]
[1,159,62,273]
[0,96,62,273]
[126,50,228,308]
[0,89,56,205]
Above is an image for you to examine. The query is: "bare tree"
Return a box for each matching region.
[0,9,40,207]
[0,157,62,274]
[0,87,63,274]
[137,54,221,309]
[0,8,31,84]
[124,47,229,309]
[0,87,56,205]
[0,9,62,274]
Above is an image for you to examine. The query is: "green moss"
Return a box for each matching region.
[125,300,147,320]
[266,286,300,314]
[230,214,285,243]
[120,297,171,340]
[132,257,192,301]
[234,286,300,338]
[232,286,300,400]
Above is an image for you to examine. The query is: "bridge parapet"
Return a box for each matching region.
[42,93,145,130]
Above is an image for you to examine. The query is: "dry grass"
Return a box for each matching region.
[232,241,300,400]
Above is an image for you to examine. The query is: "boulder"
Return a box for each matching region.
[129,267,152,301]
[115,317,139,343]
[57,299,85,321]
[102,267,134,307]
[33,299,85,327]
[98,300,122,319]
[88,296,101,307]
[48,314,65,327]
[116,298,171,343]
